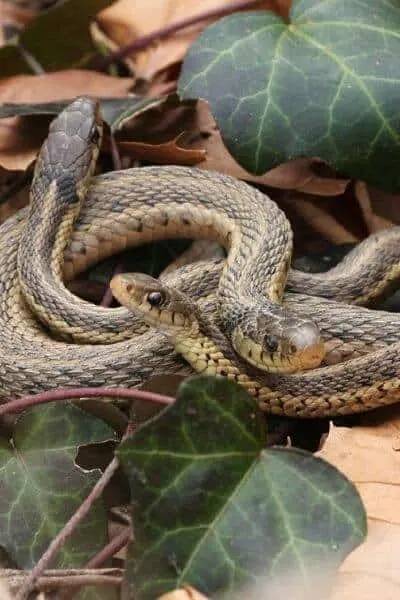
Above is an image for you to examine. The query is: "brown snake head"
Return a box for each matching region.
[110,273,200,335]
[231,309,325,374]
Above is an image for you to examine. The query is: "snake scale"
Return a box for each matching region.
[1,96,400,417]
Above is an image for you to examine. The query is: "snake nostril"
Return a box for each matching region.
[264,334,279,353]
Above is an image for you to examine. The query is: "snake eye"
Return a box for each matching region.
[147,291,165,307]
[264,334,279,353]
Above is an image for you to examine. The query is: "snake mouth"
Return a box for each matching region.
[232,324,325,374]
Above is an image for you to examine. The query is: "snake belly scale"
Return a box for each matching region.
[0,95,398,417]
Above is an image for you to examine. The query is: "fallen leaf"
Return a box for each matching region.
[318,413,400,600]
[98,0,292,80]
[0,116,41,171]
[116,133,205,165]
[0,70,133,104]
[0,580,13,600]
[281,192,359,244]
[367,185,400,226]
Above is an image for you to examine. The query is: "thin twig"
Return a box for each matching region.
[0,386,174,416]
[30,574,122,590]
[3,568,123,594]
[2,568,122,577]
[96,0,266,69]
[16,457,122,600]
[109,133,123,171]
[86,528,131,569]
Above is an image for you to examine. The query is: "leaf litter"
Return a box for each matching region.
[0,0,400,598]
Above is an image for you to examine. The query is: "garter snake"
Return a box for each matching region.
[110,272,400,418]
[0,96,399,416]
[18,97,325,374]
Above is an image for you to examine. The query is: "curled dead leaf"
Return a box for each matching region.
[115,133,205,165]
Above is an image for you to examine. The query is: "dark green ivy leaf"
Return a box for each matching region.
[0,402,115,568]
[179,0,400,191]
[118,375,366,600]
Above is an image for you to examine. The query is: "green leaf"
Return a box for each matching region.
[179,0,400,191]
[118,375,366,600]
[0,0,113,75]
[0,402,115,568]
[76,587,118,600]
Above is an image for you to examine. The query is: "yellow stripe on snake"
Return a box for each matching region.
[2,96,400,417]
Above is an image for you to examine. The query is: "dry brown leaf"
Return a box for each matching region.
[0,70,133,170]
[116,133,206,165]
[98,0,292,81]
[366,185,400,226]
[0,580,14,600]
[0,116,40,171]
[281,192,359,244]
[0,70,133,103]
[318,413,400,600]
[157,586,209,600]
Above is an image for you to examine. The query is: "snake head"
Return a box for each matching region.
[110,272,200,334]
[32,96,104,205]
[231,306,325,374]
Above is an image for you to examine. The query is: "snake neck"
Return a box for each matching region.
[172,327,266,399]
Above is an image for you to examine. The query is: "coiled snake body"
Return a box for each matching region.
[1,97,400,417]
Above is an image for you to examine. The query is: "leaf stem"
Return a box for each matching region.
[86,528,131,568]
[96,0,267,69]
[0,386,174,416]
